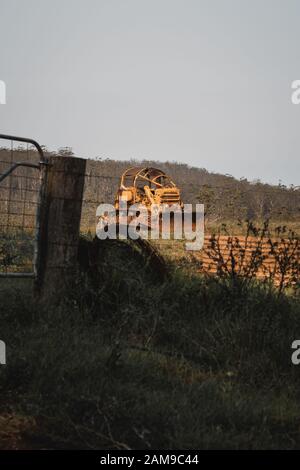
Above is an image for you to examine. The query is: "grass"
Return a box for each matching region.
[0,230,34,274]
[0,239,300,449]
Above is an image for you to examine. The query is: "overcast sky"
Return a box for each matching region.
[0,0,299,185]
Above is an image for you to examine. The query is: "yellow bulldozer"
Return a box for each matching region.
[114,167,183,211]
[97,167,183,235]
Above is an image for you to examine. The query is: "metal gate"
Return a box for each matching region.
[0,134,47,278]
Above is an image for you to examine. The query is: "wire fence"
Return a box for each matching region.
[80,173,119,234]
[0,140,41,275]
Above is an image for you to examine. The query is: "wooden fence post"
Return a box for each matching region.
[35,155,86,298]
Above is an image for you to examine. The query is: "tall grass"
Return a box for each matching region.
[0,238,300,449]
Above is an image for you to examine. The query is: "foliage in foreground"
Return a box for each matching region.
[1,240,300,449]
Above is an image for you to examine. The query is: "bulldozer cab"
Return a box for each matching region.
[115,167,183,210]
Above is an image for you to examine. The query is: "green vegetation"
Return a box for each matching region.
[1,239,300,449]
[0,230,34,274]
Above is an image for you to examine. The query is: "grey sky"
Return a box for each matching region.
[0,0,299,185]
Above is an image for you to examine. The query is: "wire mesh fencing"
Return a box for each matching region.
[0,137,43,276]
[81,172,119,235]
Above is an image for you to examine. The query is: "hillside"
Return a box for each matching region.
[0,147,300,232]
[84,157,300,229]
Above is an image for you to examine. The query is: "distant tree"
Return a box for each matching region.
[58,147,74,157]
[197,185,221,223]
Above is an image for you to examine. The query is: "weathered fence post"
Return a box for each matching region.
[36,155,86,298]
